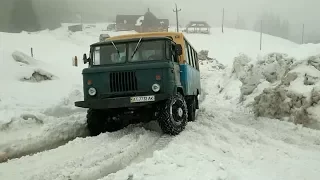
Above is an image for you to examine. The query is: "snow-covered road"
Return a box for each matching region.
[0,126,167,180]
[1,24,320,180]
[1,64,320,180]
[97,66,320,180]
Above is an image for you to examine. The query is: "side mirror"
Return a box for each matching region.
[175,44,182,56]
[83,53,91,64]
[83,53,87,64]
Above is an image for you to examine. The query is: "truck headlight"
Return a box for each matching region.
[88,87,97,96]
[152,84,160,92]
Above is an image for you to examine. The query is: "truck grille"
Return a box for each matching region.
[109,71,138,92]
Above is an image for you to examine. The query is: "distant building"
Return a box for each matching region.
[115,9,169,33]
[184,21,211,34]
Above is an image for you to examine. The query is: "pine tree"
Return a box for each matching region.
[235,15,246,30]
[0,1,14,32]
[283,20,290,39]
[254,11,290,40]
[33,0,62,30]
[11,0,40,32]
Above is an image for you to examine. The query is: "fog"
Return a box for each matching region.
[0,0,319,43]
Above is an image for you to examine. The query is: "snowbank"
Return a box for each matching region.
[230,52,320,129]
[0,89,88,162]
[0,30,91,161]
[0,24,139,162]
[11,51,58,82]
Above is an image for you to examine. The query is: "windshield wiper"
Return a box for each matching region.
[131,37,143,59]
[110,40,120,58]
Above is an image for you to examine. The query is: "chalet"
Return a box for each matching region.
[115,9,169,33]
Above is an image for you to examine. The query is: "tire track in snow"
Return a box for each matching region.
[0,126,170,180]
[97,85,208,178]
[72,121,174,180]
[91,78,210,180]
[65,128,165,180]
[97,86,209,179]
[0,113,89,163]
[0,88,89,163]
[1,96,207,180]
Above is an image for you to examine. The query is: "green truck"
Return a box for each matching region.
[75,32,201,136]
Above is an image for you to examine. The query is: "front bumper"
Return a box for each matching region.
[75,94,170,109]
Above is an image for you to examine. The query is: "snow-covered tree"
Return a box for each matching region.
[10,0,40,32]
[253,12,290,40]
[235,15,246,30]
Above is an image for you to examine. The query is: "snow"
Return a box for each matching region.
[0,23,320,180]
[0,24,138,162]
[184,28,320,65]
[227,52,320,129]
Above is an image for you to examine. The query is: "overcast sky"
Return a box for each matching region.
[66,0,315,24]
[1,0,317,42]
[62,0,318,34]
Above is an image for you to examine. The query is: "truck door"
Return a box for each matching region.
[172,47,182,87]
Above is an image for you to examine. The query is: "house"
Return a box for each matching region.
[115,9,169,33]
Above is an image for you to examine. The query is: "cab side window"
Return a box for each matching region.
[171,44,178,63]
[166,41,171,60]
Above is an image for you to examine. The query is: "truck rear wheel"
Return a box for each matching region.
[187,96,196,122]
[157,93,188,135]
[86,109,123,136]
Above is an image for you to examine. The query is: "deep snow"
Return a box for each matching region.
[0,23,320,180]
[0,25,138,162]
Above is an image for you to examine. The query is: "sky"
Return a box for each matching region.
[64,0,319,33]
[68,0,316,22]
[1,0,319,42]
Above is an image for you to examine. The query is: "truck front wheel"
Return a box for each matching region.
[157,93,188,135]
[86,109,123,136]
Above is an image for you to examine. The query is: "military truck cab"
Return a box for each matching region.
[75,35,200,136]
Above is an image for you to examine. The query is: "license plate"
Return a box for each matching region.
[130,95,155,103]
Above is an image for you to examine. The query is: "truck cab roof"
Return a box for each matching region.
[91,36,173,47]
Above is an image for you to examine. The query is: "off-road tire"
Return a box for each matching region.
[86,109,123,136]
[187,96,196,122]
[157,93,188,135]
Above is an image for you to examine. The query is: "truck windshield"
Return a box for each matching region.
[128,40,167,62]
[91,40,169,65]
[92,44,126,65]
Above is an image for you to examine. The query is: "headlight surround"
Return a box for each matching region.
[88,87,97,96]
[152,83,160,92]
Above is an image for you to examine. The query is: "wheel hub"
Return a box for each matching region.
[177,108,183,117]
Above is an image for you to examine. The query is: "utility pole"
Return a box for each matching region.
[173,3,181,32]
[222,8,224,33]
[260,20,263,50]
[301,24,305,44]
[235,12,239,28]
